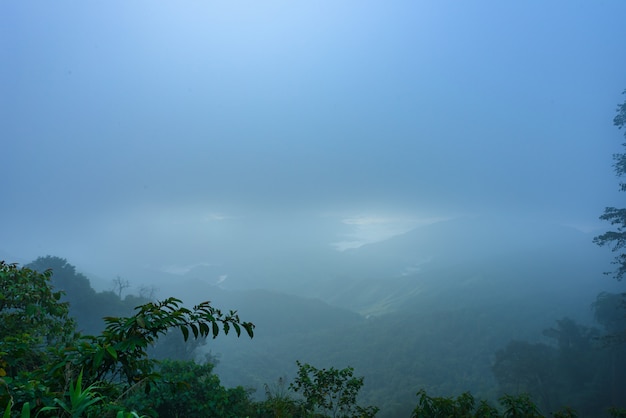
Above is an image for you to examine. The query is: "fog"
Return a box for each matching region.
[2,2,626,415]
[2,1,624,277]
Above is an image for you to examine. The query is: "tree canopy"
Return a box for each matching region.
[0,261,76,381]
[0,260,255,416]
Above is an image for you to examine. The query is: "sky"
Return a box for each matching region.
[2,1,626,283]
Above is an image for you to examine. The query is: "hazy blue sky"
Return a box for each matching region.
[2,1,626,280]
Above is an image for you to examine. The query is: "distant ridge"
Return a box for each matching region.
[295,216,613,317]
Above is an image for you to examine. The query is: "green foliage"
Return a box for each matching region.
[289,361,378,418]
[411,389,497,417]
[256,376,306,418]
[0,261,76,371]
[1,257,255,417]
[12,254,626,417]
[115,412,149,418]
[121,359,254,418]
[411,390,583,418]
[2,402,31,418]
[498,393,541,417]
[53,296,254,397]
[551,407,578,418]
[0,261,77,411]
[39,369,105,417]
[148,330,208,362]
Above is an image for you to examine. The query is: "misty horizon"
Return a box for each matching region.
[3,2,626,283]
[3,3,626,415]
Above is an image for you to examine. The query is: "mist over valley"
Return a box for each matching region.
[2,1,626,416]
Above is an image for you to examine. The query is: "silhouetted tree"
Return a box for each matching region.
[25,255,108,333]
[27,255,95,299]
[112,275,131,299]
[591,294,626,408]
[492,340,557,412]
[139,283,158,300]
[594,89,626,280]
[593,292,626,336]
[592,89,626,409]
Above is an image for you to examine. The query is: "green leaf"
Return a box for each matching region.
[105,345,117,360]
[2,401,10,418]
[94,347,105,368]
[20,403,31,418]
[199,322,209,337]
[136,316,146,328]
[180,326,189,341]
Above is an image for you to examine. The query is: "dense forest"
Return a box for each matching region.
[1,250,625,417]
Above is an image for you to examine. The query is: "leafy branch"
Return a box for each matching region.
[58,297,254,388]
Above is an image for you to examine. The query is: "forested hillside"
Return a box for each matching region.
[15,237,626,417]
